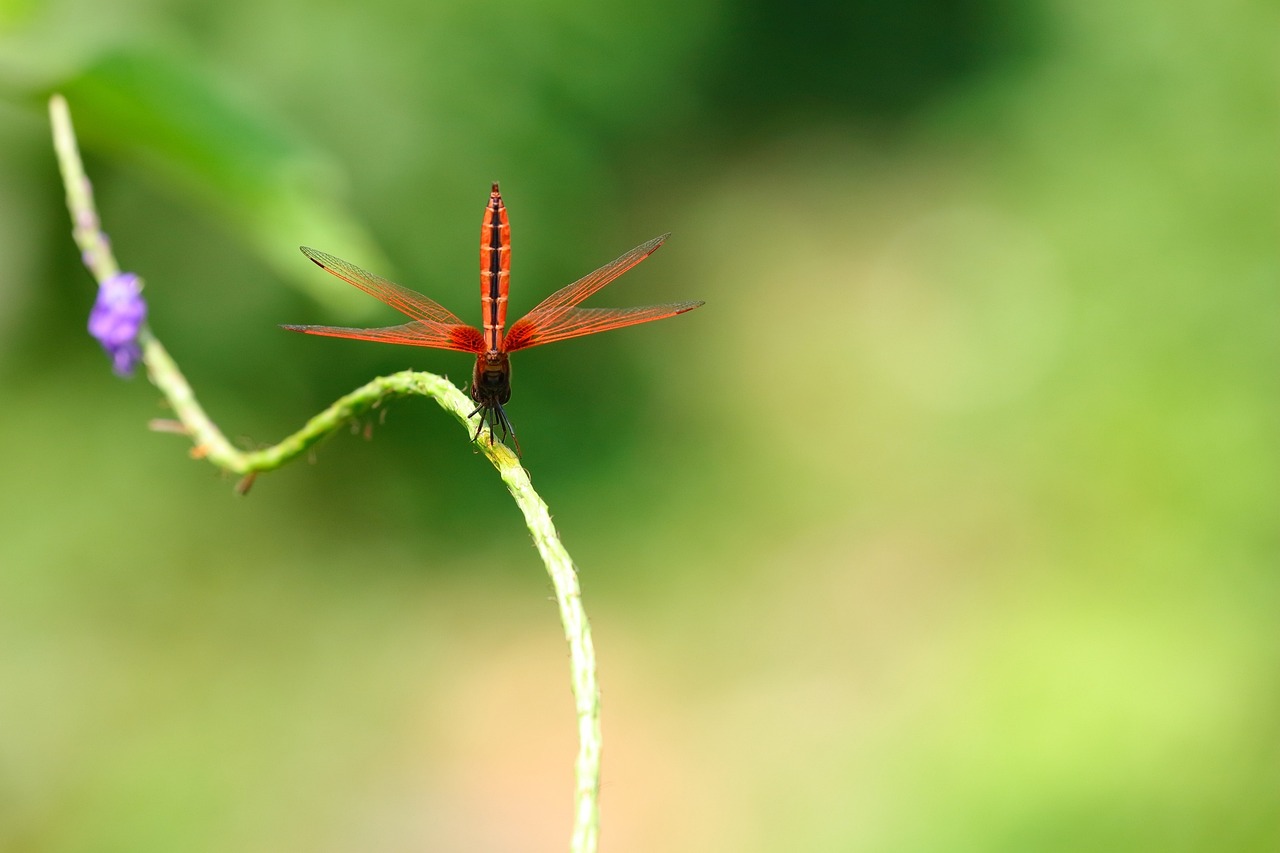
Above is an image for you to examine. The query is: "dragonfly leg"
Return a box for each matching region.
[466,399,519,455]
[468,403,486,443]
[493,401,521,456]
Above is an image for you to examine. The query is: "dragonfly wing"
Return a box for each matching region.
[300,246,470,326]
[523,234,668,315]
[504,302,703,352]
[505,234,682,351]
[282,321,486,353]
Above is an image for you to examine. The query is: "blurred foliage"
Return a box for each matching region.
[56,48,392,315]
[1,0,1277,850]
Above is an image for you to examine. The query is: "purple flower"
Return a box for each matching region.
[88,272,147,376]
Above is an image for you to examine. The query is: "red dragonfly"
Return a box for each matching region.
[284,183,703,454]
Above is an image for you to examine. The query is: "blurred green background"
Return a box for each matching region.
[1,0,1277,849]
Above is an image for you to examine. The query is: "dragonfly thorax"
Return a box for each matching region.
[471,351,512,406]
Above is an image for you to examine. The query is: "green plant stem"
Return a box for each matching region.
[50,93,601,853]
[498,460,601,852]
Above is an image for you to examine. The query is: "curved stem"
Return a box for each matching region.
[497,460,601,853]
[50,93,600,853]
[150,339,602,851]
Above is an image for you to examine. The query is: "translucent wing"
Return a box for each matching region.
[281,321,485,353]
[299,247,471,326]
[505,234,700,352]
[289,247,485,353]
[503,303,703,351]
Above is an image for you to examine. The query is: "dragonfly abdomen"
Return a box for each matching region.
[479,182,511,352]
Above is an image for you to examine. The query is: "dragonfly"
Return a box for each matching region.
[283,183,703,454]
